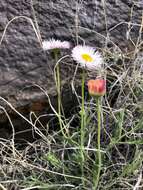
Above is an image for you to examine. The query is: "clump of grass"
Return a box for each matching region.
[0,44,143,190]
[0,4,143,190]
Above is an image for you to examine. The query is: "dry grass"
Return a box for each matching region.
[0,1,143,190]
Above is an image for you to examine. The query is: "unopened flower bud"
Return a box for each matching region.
[87,79,106,97]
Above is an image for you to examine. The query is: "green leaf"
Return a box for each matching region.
[122,149,143,177]
[43,152,62,169]
[114,109,125,141]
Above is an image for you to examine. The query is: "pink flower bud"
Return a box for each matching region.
[87,79,106,97]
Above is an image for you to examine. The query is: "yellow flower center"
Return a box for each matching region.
[81,54,93,62]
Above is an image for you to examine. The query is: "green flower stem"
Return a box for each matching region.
[93,97,102,190]
[80,70,86,185]
[53,50,79,147]
[53,49,67,139]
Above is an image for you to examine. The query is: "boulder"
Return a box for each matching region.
[0,0,142,137]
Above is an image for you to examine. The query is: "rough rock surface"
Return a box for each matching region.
[0,0,142,137]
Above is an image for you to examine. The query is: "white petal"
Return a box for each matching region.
[42,39,70,50]
[72,45,103,70]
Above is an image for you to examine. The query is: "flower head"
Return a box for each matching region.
[72,45,103,70]
[87,79,106,97]
[42,39,70,51]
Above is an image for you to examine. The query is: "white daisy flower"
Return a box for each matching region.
[42,39,70,50]
[72,45,103,70]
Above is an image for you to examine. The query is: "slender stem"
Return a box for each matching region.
[53,51,79,147]
[93,97,102,190]
[80,70,86,185]
[54,50,67,139]
[57,63,62,127]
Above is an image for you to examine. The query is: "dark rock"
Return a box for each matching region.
[0,0,142,136]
